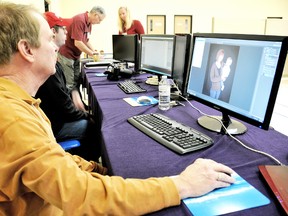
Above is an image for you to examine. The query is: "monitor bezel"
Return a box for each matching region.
[112,34,139,65]
[172,33,193,96]
[186,33,288,131]
[139,34,176,78]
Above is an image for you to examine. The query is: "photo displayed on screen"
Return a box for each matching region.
[203,45,239,103]
[187,34,288,133]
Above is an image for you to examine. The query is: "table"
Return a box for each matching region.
[83,67,288,216]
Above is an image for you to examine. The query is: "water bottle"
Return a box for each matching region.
[158,76,170,111]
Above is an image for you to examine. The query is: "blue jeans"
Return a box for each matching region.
[56,119,88,141]
[56,119,102,161]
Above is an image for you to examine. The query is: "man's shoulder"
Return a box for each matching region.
[73,12,85,18]
[73,12,87,22]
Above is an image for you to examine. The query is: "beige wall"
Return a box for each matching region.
[5,0,288,76]
[51,0,288,53]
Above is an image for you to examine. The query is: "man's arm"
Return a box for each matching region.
[74,40,95,56]
[36,74,88,122]
[85,40,95,52]
[71,89,86,111]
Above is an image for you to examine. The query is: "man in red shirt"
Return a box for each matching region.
[59,6,105,92]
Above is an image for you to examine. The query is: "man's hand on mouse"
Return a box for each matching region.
[170,158,235,199]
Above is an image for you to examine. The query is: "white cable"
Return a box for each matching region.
[175,94,285,166]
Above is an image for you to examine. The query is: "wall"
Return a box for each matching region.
[50,0,288,53]
[5,0,288,76]
[7,0,288,52]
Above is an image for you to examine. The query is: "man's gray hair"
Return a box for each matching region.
[90,6,105,16]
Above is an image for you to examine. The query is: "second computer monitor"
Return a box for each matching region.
[140,34,175,80]
[112,34,139,70]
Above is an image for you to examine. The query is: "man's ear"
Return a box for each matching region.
[17,39,35,63]
[51,27,56,34]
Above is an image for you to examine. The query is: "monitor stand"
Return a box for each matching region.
[145,75,159,85]
[145,76,182,101]
[197,113,247,135]
[170,89,183,101]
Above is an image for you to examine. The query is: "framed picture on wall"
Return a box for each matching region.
[174,15,192,34]
[147,15,166,34]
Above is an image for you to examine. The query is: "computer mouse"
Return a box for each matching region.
[137,96,152,105]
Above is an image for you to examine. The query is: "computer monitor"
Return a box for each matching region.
[112,34,139,71]
[186,33,288,135]
[139,34,175,84]
[172,34,192,97]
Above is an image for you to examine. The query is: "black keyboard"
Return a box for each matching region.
[117,80,147,94]
[128,113,213,154]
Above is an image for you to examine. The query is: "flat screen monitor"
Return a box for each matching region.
[186,33,288,135]
[172,34,192,96]
[112,34,139,70]
[140,34,175,83]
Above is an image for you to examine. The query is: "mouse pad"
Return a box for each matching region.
[123,96,158,107]
[183,172,270,216]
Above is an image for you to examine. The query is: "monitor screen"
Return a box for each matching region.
[140,35,175,78]
[112,34,139,69]
[186,33,288,134]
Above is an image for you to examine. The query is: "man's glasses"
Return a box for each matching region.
[59,26,66,31]
[96,13,104,22]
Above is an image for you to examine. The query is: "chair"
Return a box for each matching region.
[58,139,80,151]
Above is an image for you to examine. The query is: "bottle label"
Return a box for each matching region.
[159,95,170,103]
[158,84,170,110]
[159,85,170,95]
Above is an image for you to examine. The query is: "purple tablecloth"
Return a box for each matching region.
[84,68,288,216]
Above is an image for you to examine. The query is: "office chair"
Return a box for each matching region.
[58,139,80,151]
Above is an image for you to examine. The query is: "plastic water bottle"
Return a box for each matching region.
[158,76,170,111]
